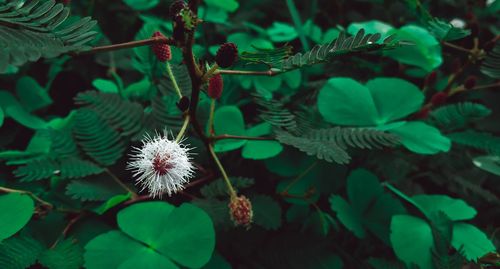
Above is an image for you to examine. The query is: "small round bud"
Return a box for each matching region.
[176,96,190,112]
[215,43,238,68]
[208,74,223,99]
[151,32,172,62]
[229,195,253,229]
[169,0,186,18]
[430,92,448,106]
[464,76,477,89]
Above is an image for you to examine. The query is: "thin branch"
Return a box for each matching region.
[442,41,472,53]
[211,134,276,141]
[104,169,138,199]
[217,69,282,76]
[0,186,53,209]
[75,36,175,55]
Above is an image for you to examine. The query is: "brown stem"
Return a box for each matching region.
[217,69,282,76]
[75,36,175,55]
[210,134,276,141]
[442,41,472,53]
[0,186,53,209]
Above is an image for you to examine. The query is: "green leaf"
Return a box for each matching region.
[16,76,52,112]
[92,79,118,94]
[388,121,451,154]
[329,195,365,237]
[473,155,500,176]
[390,215,434,269]
[214,106,247,152]
[318,78,423,126]
[202,253,231,269]
[123,0,159,11]
[267,22,298,42]
[386,25,442,72]
[204,0,239,12]
[93,193,133,215]
[66,177,126,202]
[252,195,282,230]
[0,235,45,269]
[0,107,4,127]
[85,202,215,268]
[0,193,35,241]
[242,123,283,160]
[451,223,496,261]
[39,238,84,269]
[0,91,47,129]
[347,20,394,36]
[412,195,477,221]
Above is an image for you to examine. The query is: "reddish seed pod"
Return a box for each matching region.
[216,43,238,68]
[464,76,477,89]
[430,92,448,106]
[208,74,223,99]
[414,107,431,119]
[151,32,172,62]
[229,195,253,229]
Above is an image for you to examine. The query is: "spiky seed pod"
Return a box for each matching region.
[151,32,172,62]
[127,132,195,197]
[229,195,253,229]
[215,43,238,68]
[208,74,223,99]
[169,0,186,18]
[431,92,448,106]
[464,76,477,89]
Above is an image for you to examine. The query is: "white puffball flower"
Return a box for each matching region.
[127,132,195,197]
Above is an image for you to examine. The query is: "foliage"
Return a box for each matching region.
[0,0,498,268]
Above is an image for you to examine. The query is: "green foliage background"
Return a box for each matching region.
[0,0,499,268]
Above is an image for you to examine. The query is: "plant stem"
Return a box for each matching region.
[104,169,138,199]
[0,186,53,209]
[207,98,216,136]
[211,134,276,141]
[217,69,282,76]
[176,114,191,142]
[202,64,219,81]
[442,41,471,53]
[286,0,310,51]
[208,144,237,199]
[166,62,183,99]
[280,161,317,195]
[75,36,175,55]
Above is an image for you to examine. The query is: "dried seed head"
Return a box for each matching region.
[151,31,172,62]
[216,43,238,68]
[208,74,223,99]
[229,195,253,229]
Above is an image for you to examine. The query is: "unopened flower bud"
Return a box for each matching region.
[208,74,223,99]
[151,32,172,62]
[215,43,238,68]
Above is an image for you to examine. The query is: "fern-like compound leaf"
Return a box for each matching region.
[280,28,403,71]
[73,109,125,166]
[448,130,500,155]
[252,92,299,135]
[0,0,98,72]
[13,157,103,182]
[144,95,184,134]
[75,91,144,138]
[200,177,255,198]
[39,238,84,269]
[429,102,491,130]
[481,42,500,79]
[0,235,45,269]
[275,127,399,164]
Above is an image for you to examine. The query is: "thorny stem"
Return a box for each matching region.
[176,114,191,142]
[210,134,276,141]
[0,186,53,209]
[217,69,282,76]
[208,144,237,199]
[207,98,216,136]
[104,169,138,199]
[75,36,175,55]
[166,62,183,99]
